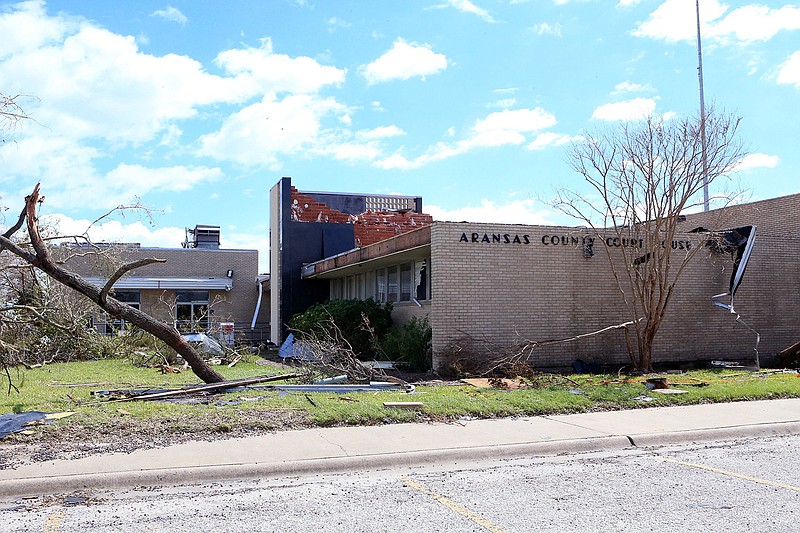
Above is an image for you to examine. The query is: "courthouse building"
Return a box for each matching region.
[272,178,799,370]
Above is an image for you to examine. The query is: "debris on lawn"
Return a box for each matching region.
[645,377,669,390]
[314,375,348,384]
[383,401,424,409]
[652,388,689,395]
[461,377,527,389]
[0,411,76,439]
[91,373,306,403]
[181,332,225,357]
[90,374,414,403]
[632,395,655,402]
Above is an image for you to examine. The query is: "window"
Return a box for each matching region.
[387,265,399,302]
[104,290,140,335]
[376,268,387,302]
[175,290,209,333]
[400,263,412,301]
[415,260,429,301]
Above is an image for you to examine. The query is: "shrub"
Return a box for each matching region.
[288,299,393,359]
[380,317,432,372]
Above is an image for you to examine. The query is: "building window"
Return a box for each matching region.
[175,290,209,333]
[376,268,387,302]
[400,263,412,301]
[104,290,140,335]
[387,265,399,302]
[415,260,429,301]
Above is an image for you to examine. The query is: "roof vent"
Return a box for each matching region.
[183,225,220,249]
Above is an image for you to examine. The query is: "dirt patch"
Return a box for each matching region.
[0,407,314,470]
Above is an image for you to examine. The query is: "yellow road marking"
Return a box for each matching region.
[662,457,800,492]
[400,475,508,533]
[44,508,64,533]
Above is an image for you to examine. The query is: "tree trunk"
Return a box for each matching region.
[16,184,225,383]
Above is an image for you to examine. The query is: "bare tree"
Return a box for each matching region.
[553,108,747,372]
[0,93,31,141]
[0,184,225,383]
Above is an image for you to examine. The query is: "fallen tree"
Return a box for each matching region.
[0,184,225,384]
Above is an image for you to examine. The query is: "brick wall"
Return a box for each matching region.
[62,246,261,330]
[430,218,796,371]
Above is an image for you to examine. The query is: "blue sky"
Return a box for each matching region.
[1,0,799,272]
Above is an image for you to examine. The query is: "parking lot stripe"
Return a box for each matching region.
[662,457,800,492]
[400,475,508,533]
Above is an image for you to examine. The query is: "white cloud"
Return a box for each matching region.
[531,22,562,37]
[215,37,346,94]
[711,5,800,43]
[326,17,352,32]
[0,0,75,59]
[633,0,800,44]
[42,215,270,272]
[356,125,406,140]
[151,6,188,25]
[735,153,780,172]
[591,98,657,121]
[487,98,517,109]
[0,21,242,143]
[0,133,222,209]
[633,0,728,43]
[426,198,558,225]
[375,107,557,169]
[198,94,348,167]
[777,51,800,89]
[45,214,187,248]
[434,0,496,23]
[360,39,448,85]
[612,80,654,95]
[527,131,577,151]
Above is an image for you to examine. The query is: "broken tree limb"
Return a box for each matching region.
[3,184,226,384]
[91,373,306,404]
[450,319,643,376]
[100,257,167,305]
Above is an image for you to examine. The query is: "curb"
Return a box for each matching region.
[627,421,800,447]
[1,435,632,498]
[2,422,799,498]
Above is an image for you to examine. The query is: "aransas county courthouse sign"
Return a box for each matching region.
[458,231,694,250]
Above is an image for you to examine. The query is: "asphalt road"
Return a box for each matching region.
[3,434,799,533]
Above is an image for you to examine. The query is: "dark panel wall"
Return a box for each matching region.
[277,218,355,341]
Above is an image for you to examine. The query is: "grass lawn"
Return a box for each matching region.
[1,358,798,438]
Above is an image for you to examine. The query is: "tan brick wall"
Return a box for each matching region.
[430,218,796,371]
[62,246,260,329]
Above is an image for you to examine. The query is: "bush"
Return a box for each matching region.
[288,299,393,359]
[380,317,432,372]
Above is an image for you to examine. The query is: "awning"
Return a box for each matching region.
[84,276,233,291]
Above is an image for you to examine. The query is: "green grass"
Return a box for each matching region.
[1,360,798,440]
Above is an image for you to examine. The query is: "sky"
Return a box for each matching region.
[1,0,799,273]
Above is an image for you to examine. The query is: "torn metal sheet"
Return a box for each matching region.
[711,225,757,313]
[181,332,224,356]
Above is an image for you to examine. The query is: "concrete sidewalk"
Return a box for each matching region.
[1,398,799,497]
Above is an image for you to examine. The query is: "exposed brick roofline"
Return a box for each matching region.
[290,186,433,247]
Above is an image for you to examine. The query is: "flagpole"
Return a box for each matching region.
[696,0,709,211]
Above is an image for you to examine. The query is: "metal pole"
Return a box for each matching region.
[696,0,709,211]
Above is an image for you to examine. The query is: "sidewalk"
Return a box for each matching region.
[1,398,799,497]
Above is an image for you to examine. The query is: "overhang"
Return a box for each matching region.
[84,276,233,291]
[302,225,432,280]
